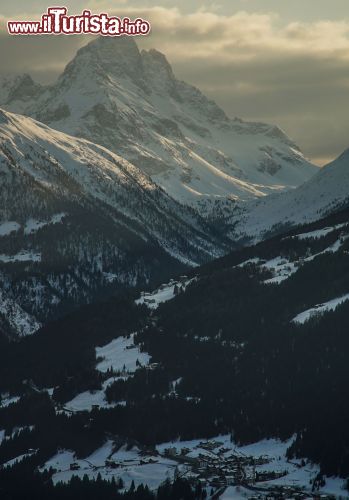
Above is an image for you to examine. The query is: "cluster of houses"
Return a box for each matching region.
[62,437,338,499]
[161,440,336,500]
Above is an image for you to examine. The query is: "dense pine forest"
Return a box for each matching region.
[1,208,349,494]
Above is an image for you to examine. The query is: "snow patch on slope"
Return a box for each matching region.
[63,378,125,413]
[41,440,178,490]
[289,222,348,241]
[136,276,195,309]
[24,213,67,235]
[0,221,20,236]
[292,293,349,324]
[96,334,150,373]
[0,251,41,263]
[63,334,151,412]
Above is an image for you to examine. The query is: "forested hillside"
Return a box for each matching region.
[1,208,349,497]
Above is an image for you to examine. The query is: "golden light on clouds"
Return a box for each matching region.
[1,3,349,164]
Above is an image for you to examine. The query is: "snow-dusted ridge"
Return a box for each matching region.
[0,108,224,262]
[230,150,349,243]
[0,108,229,337]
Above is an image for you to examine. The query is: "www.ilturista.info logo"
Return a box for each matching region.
[7,7,151,36]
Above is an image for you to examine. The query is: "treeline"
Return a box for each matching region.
[0,461,203,500]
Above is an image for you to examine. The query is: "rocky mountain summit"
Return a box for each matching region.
[0,37,317,217]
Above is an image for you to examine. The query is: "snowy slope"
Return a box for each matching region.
[229,149,349,243]
[292,293,349,324]
[0,108,222,256]
[0,37,317,216]
[0,109,227,337]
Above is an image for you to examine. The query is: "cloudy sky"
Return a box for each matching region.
[1,0,349,165]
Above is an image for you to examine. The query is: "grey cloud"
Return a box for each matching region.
[0,33,86,83]
[175,55,349,163]
[0,5,348,165]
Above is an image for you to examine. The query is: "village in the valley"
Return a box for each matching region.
[157,438,337,499]
[43,433,343,500]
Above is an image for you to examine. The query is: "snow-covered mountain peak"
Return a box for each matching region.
[0,38,317,216]
[59,36,148,94]
[74,36,142,75]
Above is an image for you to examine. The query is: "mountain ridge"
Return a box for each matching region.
[0,108,228,337]
[229,147,349,243]
[0,36,317,217]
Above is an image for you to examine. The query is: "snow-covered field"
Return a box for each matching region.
[96,334,150,373]
[289,223,348,241]
[24,213,67,235]
[238,256,298,285]
[0,221,20,236]
[63,334,151,412]
[40,440,178,490]
[221,486,257,499]
[262,256,298,284]
[292,293,349,324]
[63,379,120,413]
[0,214,67,238]
[136,277,195,309]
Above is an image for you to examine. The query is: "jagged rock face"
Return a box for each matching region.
[0,110,228,337]
[0,37,317,217]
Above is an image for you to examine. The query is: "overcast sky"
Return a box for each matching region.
[1,0,349,165]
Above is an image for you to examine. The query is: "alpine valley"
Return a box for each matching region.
[1,35,349,500]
